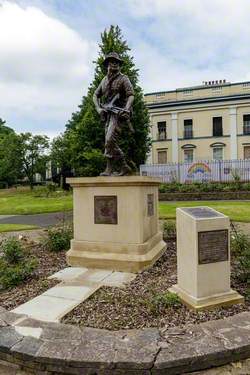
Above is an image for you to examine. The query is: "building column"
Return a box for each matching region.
[229,107,238,160]
[146,114,153,164]
[171,113,178,163]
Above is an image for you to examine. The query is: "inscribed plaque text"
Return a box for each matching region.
[147,194,154,216]
[198,229,228,264]
[94,196,117,224]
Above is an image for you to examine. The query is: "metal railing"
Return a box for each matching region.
[140,159,250,183]
[183,130,193,139]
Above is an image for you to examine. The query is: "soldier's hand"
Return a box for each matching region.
[119,110,130,120]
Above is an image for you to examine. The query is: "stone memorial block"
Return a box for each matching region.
[170,206,244,310]
[66,176,166,273]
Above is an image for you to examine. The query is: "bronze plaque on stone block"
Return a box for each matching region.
[94,196,117,224]
[147,194,154,216]
[198,229,228,264]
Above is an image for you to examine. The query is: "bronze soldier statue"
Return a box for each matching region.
[93,52,134,176]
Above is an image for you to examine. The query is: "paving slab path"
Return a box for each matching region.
[12,267,136,322]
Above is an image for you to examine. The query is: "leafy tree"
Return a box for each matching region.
[19,133,49,189]
[50,134,73,188]
[0,132,23,187]
[0,118,14,137]
[65,25,151,176]
[0,119,22,187]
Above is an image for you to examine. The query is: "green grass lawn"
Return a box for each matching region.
[0,187,73,215]
[159,201,250,222]
[1,187,250,223]
[0,224,38,232]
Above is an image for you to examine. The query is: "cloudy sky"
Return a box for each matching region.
[1,0,250,138]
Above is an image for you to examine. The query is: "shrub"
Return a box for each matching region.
[231,231,250,256]
[178,184,194,193]
[32,184,67,198]
[236,243,250,284]
[159,184,167,193]
[231,169,241,186]
[1,237,24,264]
[242,183,250,191]
[158,181,250,194]
[0,237,38,290]
[46,183,57,193]
[43,224,73,252]
[231,224,250,283]
[0,260,37,289]
[163,220,176,240]
[238,251,250,283]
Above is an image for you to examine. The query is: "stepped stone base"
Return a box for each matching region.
[66,176,166,273]
[67,233,166,273]
[170,284,244,311]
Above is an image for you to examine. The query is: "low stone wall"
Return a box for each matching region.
[0,307,249,374]
[159,191,250,201]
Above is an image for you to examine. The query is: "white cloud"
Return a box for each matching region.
[1,0,250,135]
[127,0,250,91]
[0,1,97,134]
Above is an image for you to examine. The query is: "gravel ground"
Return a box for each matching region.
[63,240,249,330]
[0,234,248,330]
[0,237,67,310]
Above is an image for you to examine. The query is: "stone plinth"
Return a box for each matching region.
[66,176,166,272]
[170,206,244,310]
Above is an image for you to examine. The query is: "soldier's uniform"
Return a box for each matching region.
[94,71,134,161]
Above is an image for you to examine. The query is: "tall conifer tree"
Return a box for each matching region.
[62,25,151,176]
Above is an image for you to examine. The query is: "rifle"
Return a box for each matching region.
[101,94,135,133]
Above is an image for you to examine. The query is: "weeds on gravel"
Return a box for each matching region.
[146,291,182,314]
[163,220,176,240]
[0,237,38,290]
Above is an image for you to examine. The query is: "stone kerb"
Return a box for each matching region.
[0,307,249,374]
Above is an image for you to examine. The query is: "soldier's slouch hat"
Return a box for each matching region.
[103,52,123,66]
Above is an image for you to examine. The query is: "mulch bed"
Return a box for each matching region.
[0,237,67,310]
[0,235,249,331]
[63,239,249,330]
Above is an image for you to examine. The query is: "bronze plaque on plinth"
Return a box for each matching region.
[94,196,117,224]
[147,194,154,216]
[198,229,228,264]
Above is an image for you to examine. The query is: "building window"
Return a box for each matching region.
[211,86,222,91]
[157,150,167,164]
[213,117,223,136]
[183,90,193,96]
[243,83,250,89]
[213,147,223,160]
[244,146,250,159]
[243,114,250,135]
[157,121,167,140]
[184,149,194,163]
[184,119,193,139]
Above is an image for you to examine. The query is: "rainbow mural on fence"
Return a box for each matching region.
[185,162,212,182]
[188,162,211,175]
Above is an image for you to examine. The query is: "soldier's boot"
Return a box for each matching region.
[100,159,112,176]
[117,159,132,176]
